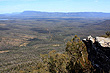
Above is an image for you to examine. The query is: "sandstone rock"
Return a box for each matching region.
[88,35,95,43]
[87,35,110,47]
[82,36,110,73]
[96,37,110,47]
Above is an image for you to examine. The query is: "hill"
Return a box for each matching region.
[96,20,110,26]
[0,11,110,18]
[93,20,110,31]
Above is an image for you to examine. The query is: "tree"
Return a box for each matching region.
[66,35,93,73]
[21,35,94,73]
[106,31,110,36]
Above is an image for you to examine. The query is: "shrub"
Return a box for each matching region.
[21,35,94,73]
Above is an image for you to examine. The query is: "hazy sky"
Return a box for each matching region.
[0,0,110,14]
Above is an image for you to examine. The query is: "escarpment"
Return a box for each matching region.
[82,36,110,73]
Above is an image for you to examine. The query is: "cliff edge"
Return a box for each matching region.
[83,35,110,73]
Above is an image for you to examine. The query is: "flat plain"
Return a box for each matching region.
[0,18,109,72]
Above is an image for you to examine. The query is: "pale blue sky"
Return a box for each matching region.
[0,0,110,14]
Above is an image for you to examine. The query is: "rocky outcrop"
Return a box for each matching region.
[82,36,110,73]
[96,37,110,47]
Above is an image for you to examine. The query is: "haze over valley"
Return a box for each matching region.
[0,0,110,72]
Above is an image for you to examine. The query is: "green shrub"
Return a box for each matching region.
[21,35,94,73]
[106,31,110,36]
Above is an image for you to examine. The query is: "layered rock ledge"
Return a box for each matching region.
[82,36,110,73]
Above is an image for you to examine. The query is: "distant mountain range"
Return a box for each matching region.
[0,11,110,18]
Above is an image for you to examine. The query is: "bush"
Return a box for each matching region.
[21,35,94,73]
[106,31,110,36]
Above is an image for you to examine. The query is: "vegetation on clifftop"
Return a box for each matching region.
[101,31,110,38]
[18,36,94,73]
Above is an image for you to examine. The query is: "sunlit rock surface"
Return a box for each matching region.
[82,36,110,73]
[96,37,110,47]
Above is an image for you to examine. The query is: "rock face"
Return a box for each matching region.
[96,37,110,47]
[82,36,110,73]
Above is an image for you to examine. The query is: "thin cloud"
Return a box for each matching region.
[95,0,99,2]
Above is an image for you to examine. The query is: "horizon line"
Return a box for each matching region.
[0,10,110,14]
